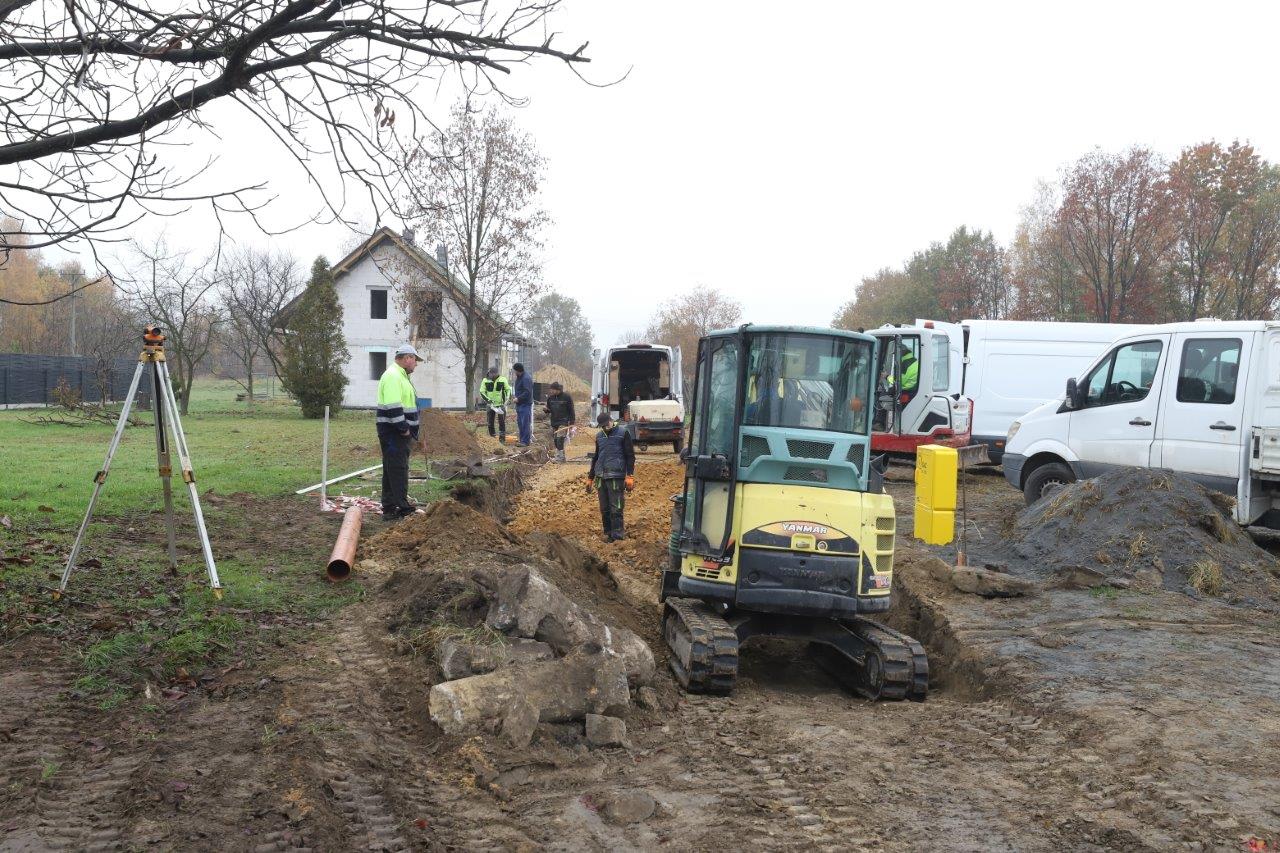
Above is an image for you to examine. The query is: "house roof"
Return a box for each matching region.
[272,226,510,334]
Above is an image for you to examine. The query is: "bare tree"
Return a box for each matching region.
[0,0,588,277]
[218,247,301,401]
[78,287,142,402]
[1223,166,1280,320]
[119,240,221,413]
[644,287,741,387]
[404,99,549,394]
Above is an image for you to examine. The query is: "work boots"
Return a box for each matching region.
[557,449,566,463]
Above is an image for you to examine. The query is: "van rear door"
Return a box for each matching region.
[671,346,683,402]
[1154,330,1251,494]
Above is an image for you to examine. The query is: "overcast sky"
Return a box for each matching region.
[123,0,1280,349]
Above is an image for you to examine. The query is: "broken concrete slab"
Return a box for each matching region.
[437,637,555,680]
[429,652,632,735]
[951,566,1037,598]
[588,656,630,717]
[599,789,655,824]
[635,686,660,712]
[585,714,627,749]
[482,566,655,685]
[501,698,539,749]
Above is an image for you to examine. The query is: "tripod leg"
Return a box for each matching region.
[157,362,222,594]
[151,360,179,575]
[59,361,147,597]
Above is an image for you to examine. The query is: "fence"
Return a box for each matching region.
[0,354,144,409]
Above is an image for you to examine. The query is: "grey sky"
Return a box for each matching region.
[122,0,1280,349]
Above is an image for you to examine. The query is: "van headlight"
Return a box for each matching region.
[1007,421,1021,444]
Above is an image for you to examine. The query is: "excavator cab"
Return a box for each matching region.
[662,325,928,700]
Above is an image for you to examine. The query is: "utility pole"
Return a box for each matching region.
[68,269,82,356]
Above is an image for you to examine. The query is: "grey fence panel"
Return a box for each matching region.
[0,354,144,407]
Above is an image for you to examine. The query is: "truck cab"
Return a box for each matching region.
[591,343,685,452]
[868,322,972,454]
[1004,320,1280,528]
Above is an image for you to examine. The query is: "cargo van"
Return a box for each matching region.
[1002,320,1280,528]
[590,343,685,452]
[870,319,1146,460]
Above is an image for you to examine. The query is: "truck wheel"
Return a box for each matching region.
[1023,462,1075,505]
[672,435,683,454]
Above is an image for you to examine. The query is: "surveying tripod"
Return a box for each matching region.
[58,325,222,599]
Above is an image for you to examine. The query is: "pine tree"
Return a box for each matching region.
[281,257,349,418]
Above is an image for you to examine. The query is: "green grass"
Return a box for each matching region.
[0,378,459,705]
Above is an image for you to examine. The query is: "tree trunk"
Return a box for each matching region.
[245,355,255,406]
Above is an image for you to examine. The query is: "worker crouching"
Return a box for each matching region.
[587,412,635,542]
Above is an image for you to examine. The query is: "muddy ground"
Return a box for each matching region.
[2,428,1278,851]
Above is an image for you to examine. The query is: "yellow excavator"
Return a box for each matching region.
[660,325,928,700]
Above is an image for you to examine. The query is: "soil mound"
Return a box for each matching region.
[369,499,514,565]
[419,408,482,458]
[535,364,590,398]
[1000,469,1280,607]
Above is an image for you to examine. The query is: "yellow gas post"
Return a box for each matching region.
[914,445,957,545]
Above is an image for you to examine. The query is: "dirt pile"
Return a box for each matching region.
[997,469,1280,607]
[535,364,590,398]
[419,408,483,458]
[510,456,684,573]
[370,499,513,565]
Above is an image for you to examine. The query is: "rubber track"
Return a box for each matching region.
[849,618,929,702]
[664,598,739,694]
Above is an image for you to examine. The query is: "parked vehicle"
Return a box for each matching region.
[1003,320,1280,528]
[590,343,685,452]
[869,319,1146,460]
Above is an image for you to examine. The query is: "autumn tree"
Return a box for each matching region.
[279,257,348,419]
[832,268,938,330]
[1167,141,1266,320]
[644,287,741,387]
[404,101,548,396]
[933,226,1011,320]
[0,1,588,275]
[525,293,593,380]
[1058,147,1173,322]
[119,241,222,414]
[1222,164,1280,319]
[1010,182,1088,321]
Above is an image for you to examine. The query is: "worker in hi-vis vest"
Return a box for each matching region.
[477,366,511,443]
[376,344,422,521]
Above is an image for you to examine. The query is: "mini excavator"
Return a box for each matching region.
[661,325,928,700]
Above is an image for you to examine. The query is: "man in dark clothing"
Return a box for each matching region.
[587,411,635,541]
[544,381,576,463]
[512,362,534,447]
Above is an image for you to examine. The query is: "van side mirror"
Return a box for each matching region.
[1065,378,1079,409]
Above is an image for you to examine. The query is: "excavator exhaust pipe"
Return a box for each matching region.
[326,507,362,581]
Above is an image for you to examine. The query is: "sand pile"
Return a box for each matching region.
[535,365,590,399]
[510,456,684,572]
[998,469,1280,607]
[419,409,483,458]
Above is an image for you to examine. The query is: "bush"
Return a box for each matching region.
[280,257,349,418]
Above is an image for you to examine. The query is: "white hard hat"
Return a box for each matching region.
[395,344,423,361]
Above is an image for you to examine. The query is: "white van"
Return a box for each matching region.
[590,343,685,452]
[1003,320,1280,527]
[871,319,1146,460]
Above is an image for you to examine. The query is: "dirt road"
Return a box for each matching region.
[2,443,1277,850]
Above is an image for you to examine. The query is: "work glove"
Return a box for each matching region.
[585,475,595,494]
[624,475,635,492]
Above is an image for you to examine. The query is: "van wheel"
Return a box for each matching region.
[1023,462,1075,505]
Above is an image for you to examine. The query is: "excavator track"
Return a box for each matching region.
[663,598,739,695]
[807,617,929,702]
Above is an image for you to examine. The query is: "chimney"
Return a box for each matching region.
[435,244,448,270]
[401,226,415,244]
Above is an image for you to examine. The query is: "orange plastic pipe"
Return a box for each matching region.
[326,507,362,581]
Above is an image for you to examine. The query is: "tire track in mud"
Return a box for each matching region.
[0,664,143,851]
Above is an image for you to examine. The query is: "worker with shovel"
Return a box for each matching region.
[477,366,510,444]
[544,381,576,462]
[586,412,635,542]
[377,344,422,521]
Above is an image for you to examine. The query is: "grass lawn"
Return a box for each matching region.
[0,378,454,706]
